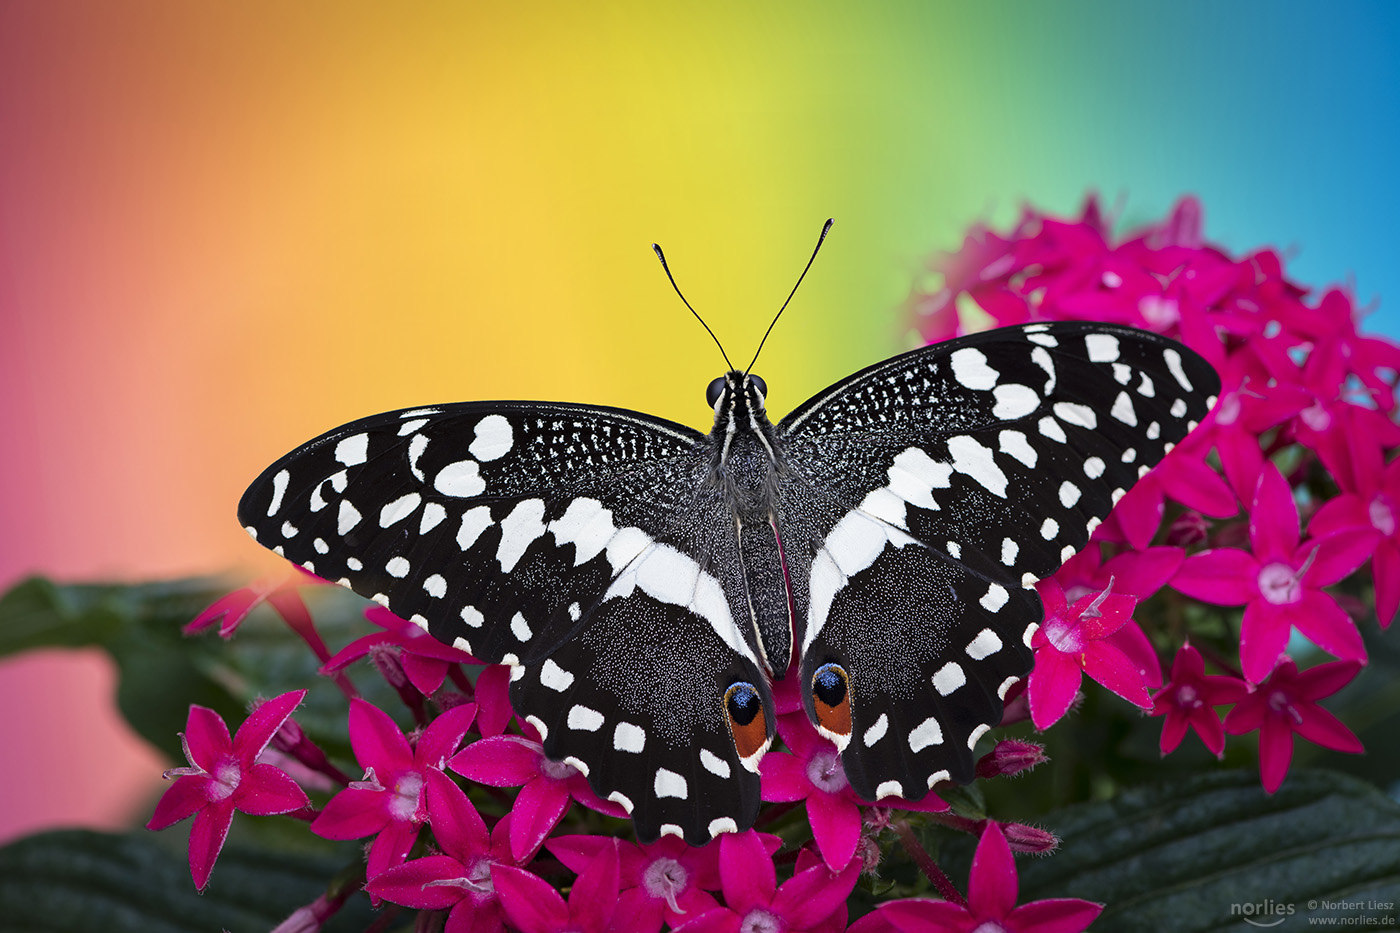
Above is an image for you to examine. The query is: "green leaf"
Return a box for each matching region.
[0,829,376,933]
[1017,769,1400,930]
[0,577,225,657]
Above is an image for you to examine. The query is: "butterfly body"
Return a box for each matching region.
[240,321,1219,844]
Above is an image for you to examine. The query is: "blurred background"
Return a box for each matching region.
[1,1,1396,844]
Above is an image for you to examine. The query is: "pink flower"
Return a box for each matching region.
[760,713,946,871]
[872,822,1102,933]
[322,606,478,696]
[1172,464,1375,683]
[1224,659,1364,793]
[449,733,628,862]
[493,839,621,933]
[310,698,476,881]
[1028,579,1157,730]
[1149,645,1248,757]
[365,768,521,933]
[1098,435,1237,551]
[146,690,310,891]
[1311,428,1400,627]
[670,830,861,933]
[548,833,781,933]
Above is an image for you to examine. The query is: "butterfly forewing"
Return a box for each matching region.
[238,400,776,841]
[778,322,1220,799]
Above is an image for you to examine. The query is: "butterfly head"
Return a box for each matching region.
[707,371,769,418]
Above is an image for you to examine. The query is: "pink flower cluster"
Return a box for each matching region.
[920,195,1392,789]
[149,196,1393,929]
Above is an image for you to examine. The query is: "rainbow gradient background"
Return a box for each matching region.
[2,3,1397,843]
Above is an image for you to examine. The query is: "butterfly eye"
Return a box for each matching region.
[722,681,768,760]
[749,374,768,401]
[810,662,852,740]
[706,376,727,409]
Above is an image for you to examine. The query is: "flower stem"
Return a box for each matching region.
[893,820,966,907]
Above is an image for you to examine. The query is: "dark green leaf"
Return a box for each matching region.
[0,829,377,933]
[1017,769,1400,930]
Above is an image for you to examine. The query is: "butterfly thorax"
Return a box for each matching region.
[706,371,795,676]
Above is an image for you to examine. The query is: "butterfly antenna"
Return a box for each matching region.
[653,242,734,371]
[746,218,833,375]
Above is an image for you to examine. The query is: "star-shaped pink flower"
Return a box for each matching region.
[1172,464,1375,683]
[1311,426,1400,627]
[1224,658,1364,793]
[1028,579,1157,730]
[493,838,621,933]
[449,733,627,862]
[1149,644,1248,757]
[870,821,1102,933]
[761,713,946,871]
[310,698,476,881]
[322,606,479,696]
[670,830,860,933]
[366,768,522,933]
[146,690,310,891]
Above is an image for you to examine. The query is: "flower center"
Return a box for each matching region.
[739,907,784,933]
[806,748,849,794]
[1139,295,1181,328]
[1257,562,1302,605]
[1043,616,1084,654]
[388,770,424,822]
[971,923,1011,933]
[1300,402,1331,432]
[1267,689,1304,726]
[1370,494,1397,537]
[1175,684,1201,709]
[540,758,578,781]
[642,857,689,913]
[1215,391,1242,426]
[426,856,496,901]
[207,758,241,802]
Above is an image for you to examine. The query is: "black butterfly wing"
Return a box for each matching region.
[238,401,773,843]
[776,322,1220,800]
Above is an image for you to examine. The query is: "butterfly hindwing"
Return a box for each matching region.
[780,322,1220,797]
[238,400,775,841]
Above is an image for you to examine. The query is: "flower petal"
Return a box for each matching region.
[772,859,860,929]
[1082,640,1153,708]
[493,864,572,933]
[310,787,390,840]
[1294,659,1364,700]
[147,775,210,830]
[235,762,310,815]
[1171,549,1258,605]
[1299,529,1378,587]
[367,817,422,880]
[1293,705,1365,755]
[1004,898,1104,933]
[416,702,478,770]
[1239,600,1292,685]
[758,751,811,803]
[718,831,776,913]
[1028,648,1083,730]
[232,690,307,767]
[366,854,470,910]
[1289,591,1367,667]
[425,768,489,859]
[1249,465,1300,560]
[876,898,970,932]
[187,798,235,892]
[450,735,545,787]
[184,706,233,771]
[966,821,1017,918]
[1257,714,1294,793]
[510,776,571,862]
[805,792,862,871]
[348,698,414,773]
[568,841,621,933]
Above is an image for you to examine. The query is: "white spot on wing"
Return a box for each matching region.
[1170,398,1188,418]
[338,500,362,535]
[933,661,966,695]
[540,659,574,691]
[1111,391,1137,426]
[1031,346,1056,393]
[380,492,421,528]
[497,499,547,572]
[950,347,1000,390]
[968,723,992,749]
[966,629,1003,660]
[335,434,368,466]
[435,460,485,497]
[460,605,484,628]
[397,418,428,436]
[887,447,953,510]
[608,791,634,813]
[423,574,446,598]
[386,556,410,578]
[470,414,514,462]
[708,817,738,836]
[420,502,447,534]
[1001,537,1019,566]
[509,612,532,642]
[1054,402,1098,430]
[998,430,1037,468]
[654,768,688,799]
[614,722,645,752]
[1164,348,1193,390]
[1059,481,1081,508]
[875,780,904,799]
[909,716,944,752]
[267,470,290,517]
[1038,416,1067,443]
[992,383,1039,419]
[1086,333,1120,362]
[567,705,603,731]
[1084,456,1106,479]
[700,748,730,777]
[863,713,889,746]
[457,506,493,551]
[408,434,429,481]
[980,584,1009,612]
[1041,517,1059,540]
[948,435,1007,497]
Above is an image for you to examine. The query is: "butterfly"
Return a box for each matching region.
[238,232,1219,846]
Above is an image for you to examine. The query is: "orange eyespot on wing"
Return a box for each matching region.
[723,681,769,763]
[811,662,853,741]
